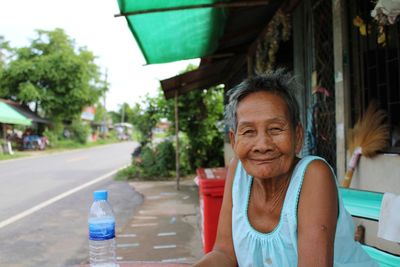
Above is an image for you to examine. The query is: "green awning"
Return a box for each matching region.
[116,0,230,64]
[0,102,31,126]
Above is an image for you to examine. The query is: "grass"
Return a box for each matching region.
[0,151,26,161]
[114,164,168,182]
[0,137,123,161]
[115,164,192,182]
[47,136,120,151]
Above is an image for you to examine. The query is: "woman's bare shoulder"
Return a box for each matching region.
[304,158,334,181]
[300,158,338,211]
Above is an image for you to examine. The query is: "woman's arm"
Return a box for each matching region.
[297,159,338,267]
[193,157,238,267]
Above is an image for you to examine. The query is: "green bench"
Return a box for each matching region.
[339,187,400,267]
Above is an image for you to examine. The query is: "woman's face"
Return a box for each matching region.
[230,91,303,180]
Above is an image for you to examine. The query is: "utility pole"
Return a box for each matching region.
[175,91,180,190]
[121,104,125,123]
[102,69,108,136]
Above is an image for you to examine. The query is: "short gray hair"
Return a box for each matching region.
[225,69,301,133]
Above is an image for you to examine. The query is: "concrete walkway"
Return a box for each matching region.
[116,180,204,264]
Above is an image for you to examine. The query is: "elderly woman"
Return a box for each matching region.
[194,70,377,266]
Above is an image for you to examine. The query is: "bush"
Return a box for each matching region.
[177,133,191,176]
[115,164,142,180]
[70,119,91,144]
[43,128,59,147]
[140,146,158,178]
[117,141,176,180]
[155,140,175,173]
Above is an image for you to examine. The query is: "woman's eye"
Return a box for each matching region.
[269,127,283,134]
[242,129,255,135]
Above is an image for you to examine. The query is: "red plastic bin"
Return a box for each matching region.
[196,167,227,253]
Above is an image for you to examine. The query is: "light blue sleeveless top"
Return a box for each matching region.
[232,155,378,267]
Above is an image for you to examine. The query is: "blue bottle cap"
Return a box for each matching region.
[93,190,108,201]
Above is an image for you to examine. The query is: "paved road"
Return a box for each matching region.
[0,142,143,267]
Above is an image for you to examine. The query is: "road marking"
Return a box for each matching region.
[117,243,140,248]
[0,165,128,229]
[182,195,190,200]
[157,232,176,237]
[130,223,158,227]
[162,257,187,263]
[118,233,137,237]
[66,156,88,162]
[134,215,158,220]
[116,257,124,261]
[138,210,157,215]
[160,192,177,196]
[153,244,176,249]
[146,195,161,200]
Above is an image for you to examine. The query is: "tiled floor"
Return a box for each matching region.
[116,180,203,264]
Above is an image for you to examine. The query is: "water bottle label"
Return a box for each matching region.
[89,220,115,241]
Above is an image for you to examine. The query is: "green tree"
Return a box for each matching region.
[119,63,225,178]
[0,28,104,120]
[129,96,161,145]
[108,110,120,124]
[169,86,225,171]
[94,103,107,124]
[155,64,225,171]
[119,102,134,123]
[0,36,11,71]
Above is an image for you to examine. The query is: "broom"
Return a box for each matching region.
[341,102,390,188]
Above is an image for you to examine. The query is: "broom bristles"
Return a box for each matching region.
[348,101,390,157]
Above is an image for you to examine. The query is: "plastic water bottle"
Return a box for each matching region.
[88,190,118,267]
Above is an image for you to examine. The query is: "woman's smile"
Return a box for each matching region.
[250,157,279,164]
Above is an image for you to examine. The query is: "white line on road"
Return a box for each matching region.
[157,232,176,237]
[153,244,177,249]
[162,257,187,263]
[117,243,140,248]
[146,195,161,200]
[138,210,157,215]
[0,165,128,230]
[130,223,158,227]
[118,233,137,237]
[133,215,158,220]
[160,192,177,196]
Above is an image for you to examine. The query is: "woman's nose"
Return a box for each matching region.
[253,132,273,153]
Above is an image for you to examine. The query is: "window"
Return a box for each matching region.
[348,0,400,153]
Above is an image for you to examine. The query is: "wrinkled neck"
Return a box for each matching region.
[252,157,298,202]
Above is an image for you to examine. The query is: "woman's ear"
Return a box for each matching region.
[295,123,304,154]
[229,130,236,150]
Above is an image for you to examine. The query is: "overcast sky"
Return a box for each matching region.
[0,0,198,111]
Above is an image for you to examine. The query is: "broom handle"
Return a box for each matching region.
[341,147,362,188]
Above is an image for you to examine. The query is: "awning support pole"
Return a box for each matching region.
[114,1,270,17]
[175,91,180,190]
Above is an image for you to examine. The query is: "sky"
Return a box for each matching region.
[0,0,198,111]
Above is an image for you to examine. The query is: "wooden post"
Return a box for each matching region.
[175,91,180,190]
[333,0,351,181]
